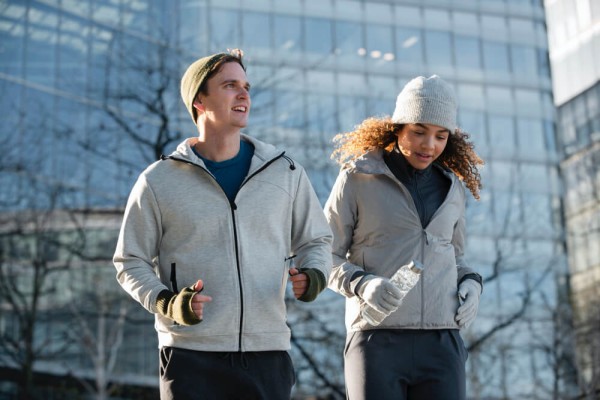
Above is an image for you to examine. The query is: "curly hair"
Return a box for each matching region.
[331,117,484,200]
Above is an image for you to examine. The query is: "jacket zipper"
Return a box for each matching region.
[420,231,428,328]
[162,151,290,351]
[229,201,244,351]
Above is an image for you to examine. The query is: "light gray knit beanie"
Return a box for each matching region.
[391,75,457,133]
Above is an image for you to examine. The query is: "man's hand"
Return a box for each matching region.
[190,280,212,320]
[358,276,402,315]
[289,268,308,299]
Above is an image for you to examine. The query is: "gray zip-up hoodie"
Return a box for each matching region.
[325,149,477,332]
[113,135,332,352]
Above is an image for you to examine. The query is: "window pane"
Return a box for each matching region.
[457,83,485,110]
[335,20,364,62]
[489,115,516,157]
[459,110,487,151]
[511,44,537,77]
[274,14,301,53]
[1,5,25,75]
[338,95,367,133]
[396,27,423,67]
[424,9,451,27]
[523,194,553,237]
[455,35,481,70]
[483,41,510,72]
[307,93,336,140]
[453,11,479,35]
[242,12,271,52]
[481,15,507,38]
[210,9,240,50]
[520,163,550,194]
[515,89,541,116]
[275,90,304,129]
[305,17,332,55]
[487,86,513,115]
[425,30,452,67]
[517,117,546,157]
[493,189,522,236]
[366,24,394,60]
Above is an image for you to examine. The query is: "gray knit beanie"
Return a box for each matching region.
[180,49,245,124]
[391,75,457,133]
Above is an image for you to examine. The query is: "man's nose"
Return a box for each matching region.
[238,87,249,98]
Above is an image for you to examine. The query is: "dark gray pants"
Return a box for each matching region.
[159,347,295,400]
[344,329,467,400]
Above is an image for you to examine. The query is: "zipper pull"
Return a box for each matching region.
[170,262,179,293]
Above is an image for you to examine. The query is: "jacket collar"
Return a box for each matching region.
[347,148,453,181]
[170,134,283,171]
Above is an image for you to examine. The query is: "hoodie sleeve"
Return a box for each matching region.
[289,167,333,298]
[324,170,368,298]
[452,182,481,287]
[113,173,169,314]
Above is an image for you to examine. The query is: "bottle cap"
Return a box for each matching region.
[409,260,424,274]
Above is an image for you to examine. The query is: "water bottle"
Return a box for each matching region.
[361,260,424,326]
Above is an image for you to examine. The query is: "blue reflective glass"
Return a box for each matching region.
[210,9,241,50]
[425,30,452,67]
[335,20,364,58]
[396,27,423,66]
[305,17,332,54]
[511,44,537,77]
[366,24,394,58]
[274,14,301,52]
[455,35,481,70]
[242,11,271,51]
[483,41,510,72]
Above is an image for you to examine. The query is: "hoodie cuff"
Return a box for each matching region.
[458,273,483,293]
[297,268,326,302]
[351,271,371,297]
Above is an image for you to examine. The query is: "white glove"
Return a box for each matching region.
[357,276,403,315]
[455,279,482,328]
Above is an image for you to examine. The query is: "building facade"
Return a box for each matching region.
[0,0,577,398]
[545,0,600,396]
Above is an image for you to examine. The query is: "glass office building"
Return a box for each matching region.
[546,0,600,396]
[0,0,576,398]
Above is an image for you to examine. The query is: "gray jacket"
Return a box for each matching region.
[325,149,477,332]
[113,135,332,352]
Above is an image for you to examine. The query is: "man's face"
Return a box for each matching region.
[194,62,251,132]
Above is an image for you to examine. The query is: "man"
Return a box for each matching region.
[113,49,332,400]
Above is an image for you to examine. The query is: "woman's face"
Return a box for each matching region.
[396,123,450,170]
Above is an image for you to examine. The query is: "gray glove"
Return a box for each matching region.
[455,279,482,328]
[357,276,403,315]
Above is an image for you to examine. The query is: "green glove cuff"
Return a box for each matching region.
[297,268,326,303]
[156,287,202,326]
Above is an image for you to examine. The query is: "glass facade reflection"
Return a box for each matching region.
[0,0,576,398]
[546,0,600,394]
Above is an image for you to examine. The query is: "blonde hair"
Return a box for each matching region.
[331,117,484,200]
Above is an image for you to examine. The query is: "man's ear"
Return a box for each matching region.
[193,98,204,112]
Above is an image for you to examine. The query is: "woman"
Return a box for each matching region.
[325,75,484,400]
